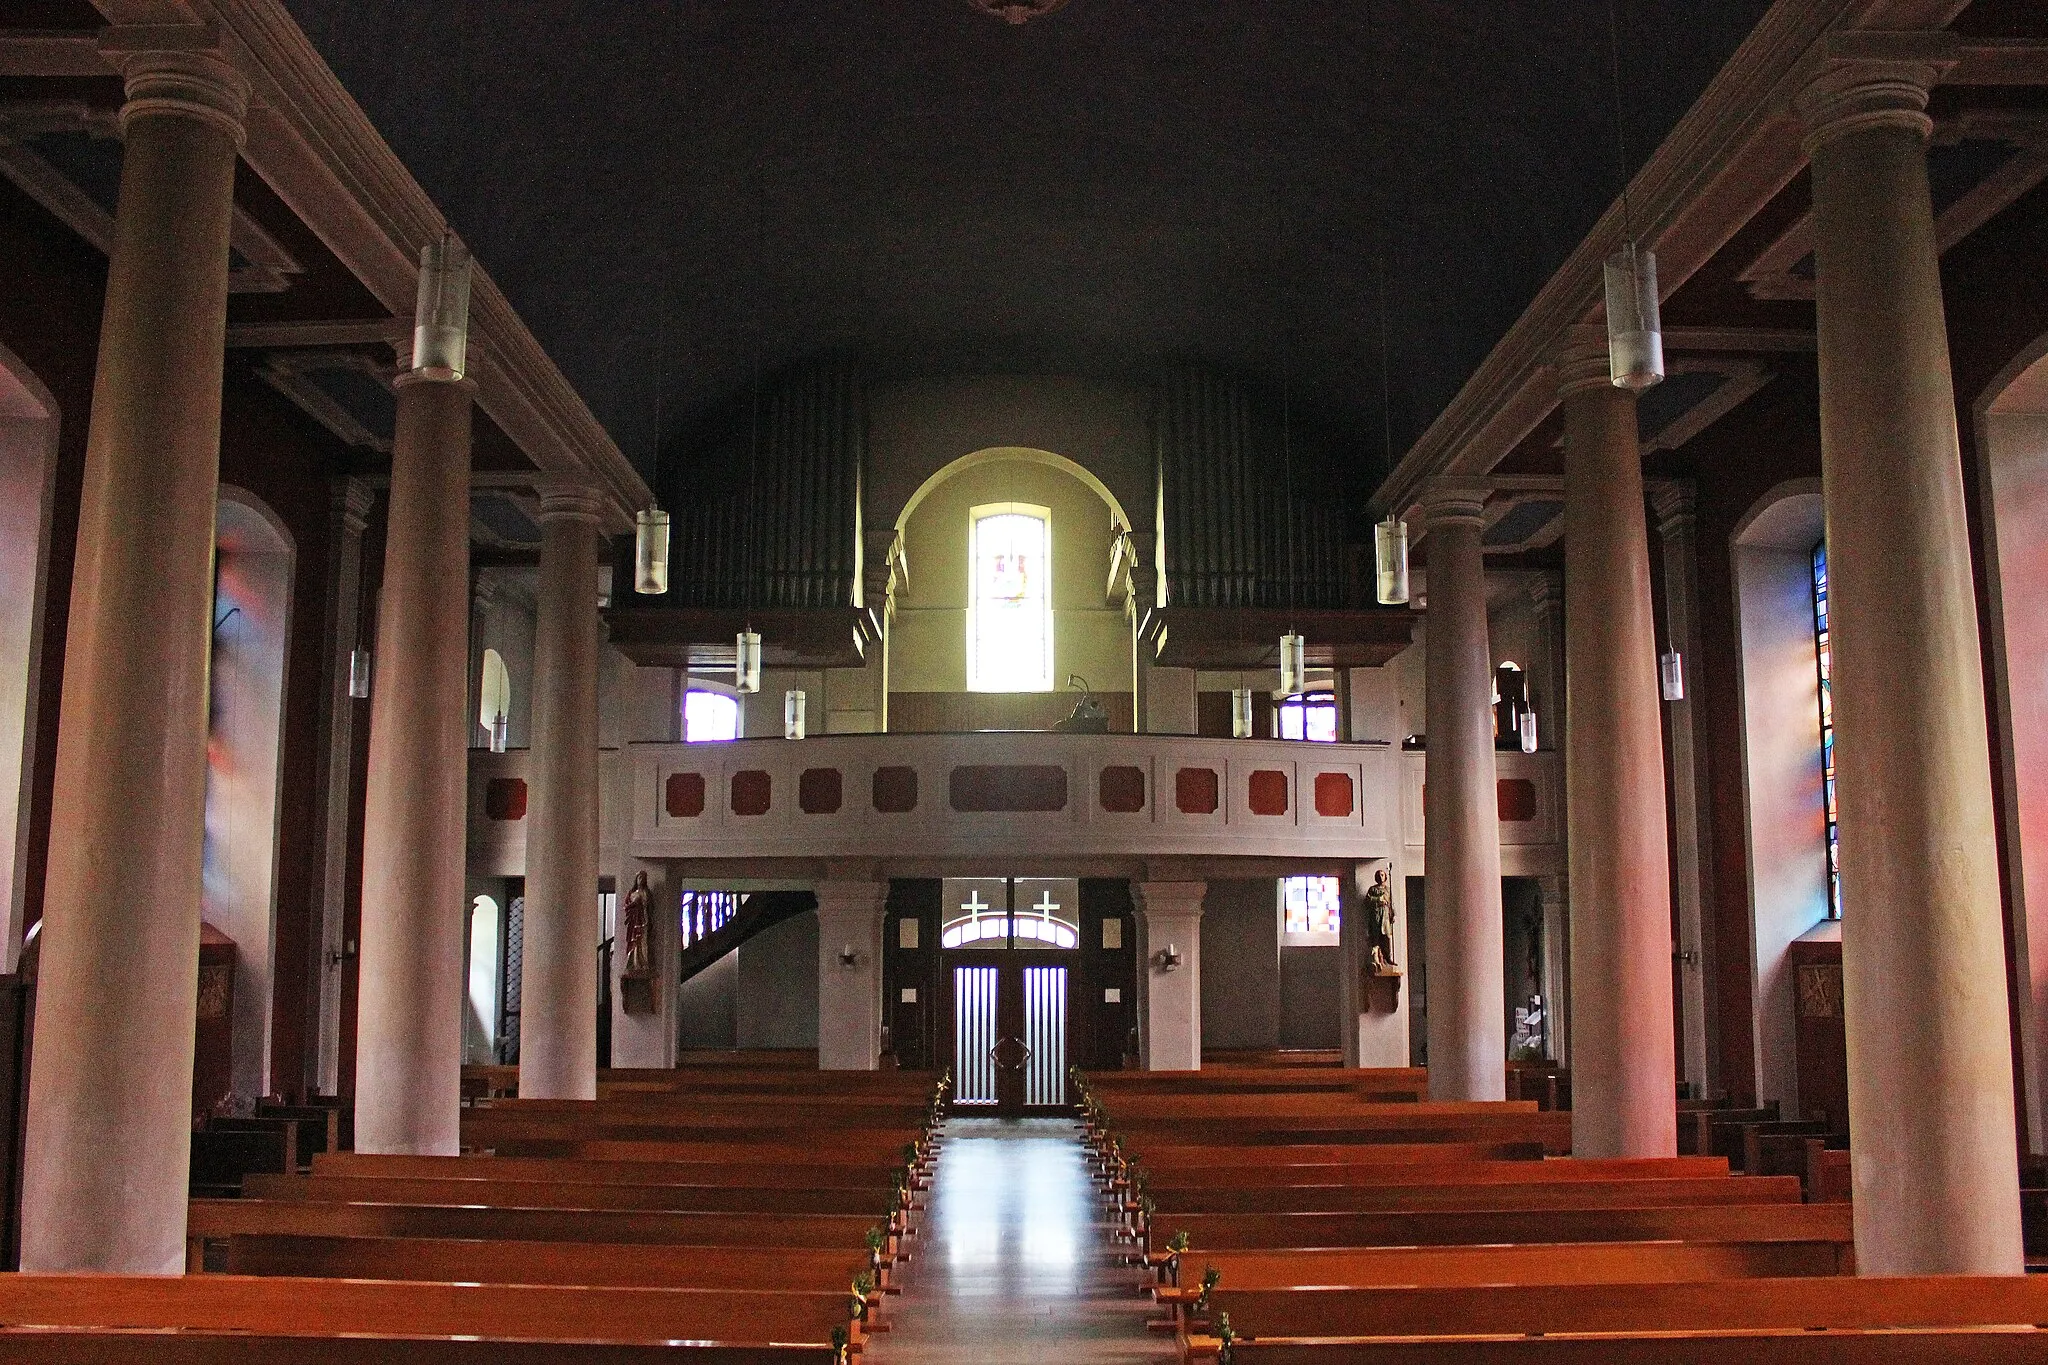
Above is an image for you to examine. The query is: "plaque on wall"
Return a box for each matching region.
[1796,962,1843,1020]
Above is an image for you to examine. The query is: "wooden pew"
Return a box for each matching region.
[1128,1141,1546,1168]
[242,1173,895,1217]
[1137,1157,1729,1189]
[1169,1237,1847,1293]
[1193,1275,2048,1359]
[190,1127,291,1197]
[313,1152,901,1187]
[1149,1175,1804,1215]
[0,1272,854,1360]
[224,1234,867,1291]
[1152,1201,1855,1253]
[189,1200,885,1257]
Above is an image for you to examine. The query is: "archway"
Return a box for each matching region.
[0,346,56,973]
[206,487,295,1102]
[1730,479,1831,1121]
[889,447,1134,732]
[1976,340,2048,1153]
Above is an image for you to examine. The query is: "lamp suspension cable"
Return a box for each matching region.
[736,173,766,694]
[635,248,672,594]
[1277,191,1306,700]
[1602,0,1664,391]
[1367,0,1410,606]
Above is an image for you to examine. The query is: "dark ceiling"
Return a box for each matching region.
[281,0,1774,493]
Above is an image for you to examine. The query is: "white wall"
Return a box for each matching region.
[1732,484,1830,1118]
[206,491,295,1101]
[0,349,56,971]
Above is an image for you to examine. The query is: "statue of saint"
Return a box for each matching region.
[1364,867,1396,971]
[622,871,652,977]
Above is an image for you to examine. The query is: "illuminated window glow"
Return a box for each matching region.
[967,504,1053,692]
[684,688,740,743]
[940,876,1078,949]
[1277,690,1338,742]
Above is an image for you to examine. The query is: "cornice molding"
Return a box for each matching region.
[1373,0,1975,517]
[63,0,653,534]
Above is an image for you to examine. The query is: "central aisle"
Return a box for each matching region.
[871,1117,1178,1364]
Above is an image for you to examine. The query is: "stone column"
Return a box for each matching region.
[1538,875,1570,1065]
[1798,35,2022,1275]
[1525,574,1564,750]
[1556,337,1677,1159]
[517,484,605,1099]
[816,881,887,1070]
[1418,480,1506,1101]
[313,478,375,1097]
[1133,881,1205,1070]
[1650,482,1716,1098]
[19,36,246,1274]
[354,357,474,1155]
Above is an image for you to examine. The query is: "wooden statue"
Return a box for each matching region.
[622,871,652,977]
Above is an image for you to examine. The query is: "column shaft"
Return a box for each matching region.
[1802,48,2022,1273]
[816,882,887,1071]
[1560,358,1677,1158]
[354,374,473,1154]
[1133,882,1204,1071]
[1419,486,1505,1101]
[518,491,604,1098]
[20,45,246,1273]
[313,479,373,1096]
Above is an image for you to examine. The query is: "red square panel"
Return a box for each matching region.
[1248,769,1290,817]
[730,770,772,817]
[665,771,705,818]
[873,765,919,813]
[1175,767,1219,815]
[799,767,843,815]
[1497,778,1537,822]
[1098,765,1146,814]
[484,777,527,821]
[1313,771,1355,818]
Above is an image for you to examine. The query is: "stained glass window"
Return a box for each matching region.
[968,505,1053,692]
[1280,874,1341,943]
[1813,541,1840,920]
[940,877,1079,949]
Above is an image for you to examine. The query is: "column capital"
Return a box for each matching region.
[99,28,248,150]
[333,477,376,537]
[1133,881,1206,919]
[1552,326,1620,398]
[1797,32,1958,156]
[1647,480,1697,537]
[1416,478,1491,530]
[536,481,607,526]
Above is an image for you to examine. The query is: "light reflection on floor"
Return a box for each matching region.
[869,1118,1177,1364]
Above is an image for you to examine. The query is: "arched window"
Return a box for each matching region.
[1277,690,1338,742]
[967,503,1053,692]
[683,687,741,742]
[478,647,510,745]
[1812,542,1840,919]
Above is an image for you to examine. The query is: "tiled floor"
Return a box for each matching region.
[870,1117,1178,1364]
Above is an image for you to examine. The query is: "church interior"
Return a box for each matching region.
[4,0,2048,1358]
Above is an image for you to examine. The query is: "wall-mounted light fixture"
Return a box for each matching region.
[838,944,859,969]
[1155,942,1183,973]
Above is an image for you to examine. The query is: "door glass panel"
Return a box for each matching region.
[953,965,998,1105]
[941,877,1011,949]
[1024,964,1067,1106]
[1012,877,1080,949]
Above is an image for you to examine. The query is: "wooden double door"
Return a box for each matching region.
[946,953,1074,1115]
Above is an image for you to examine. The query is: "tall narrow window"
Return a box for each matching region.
[968,503,1053,692]
[1812,541,1840,919]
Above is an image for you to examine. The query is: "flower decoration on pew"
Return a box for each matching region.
[1196,1264,1222,1316]
[831,1325,850,1364]
[1215,1312,1236,1365]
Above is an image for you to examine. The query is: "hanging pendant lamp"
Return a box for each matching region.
[784,689,807,740]
[634,508,670,596]
[1519,708,1538,754]
[1231,688,1255,739]
[489,710,509,754]
[736,629,762,694]
[1279,632,1307,699]
[411,235,472,382]
[1659,647,1685,702]
[1605,241,1664,391]
[1375,515,1410,605]
[347,647,372,700]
